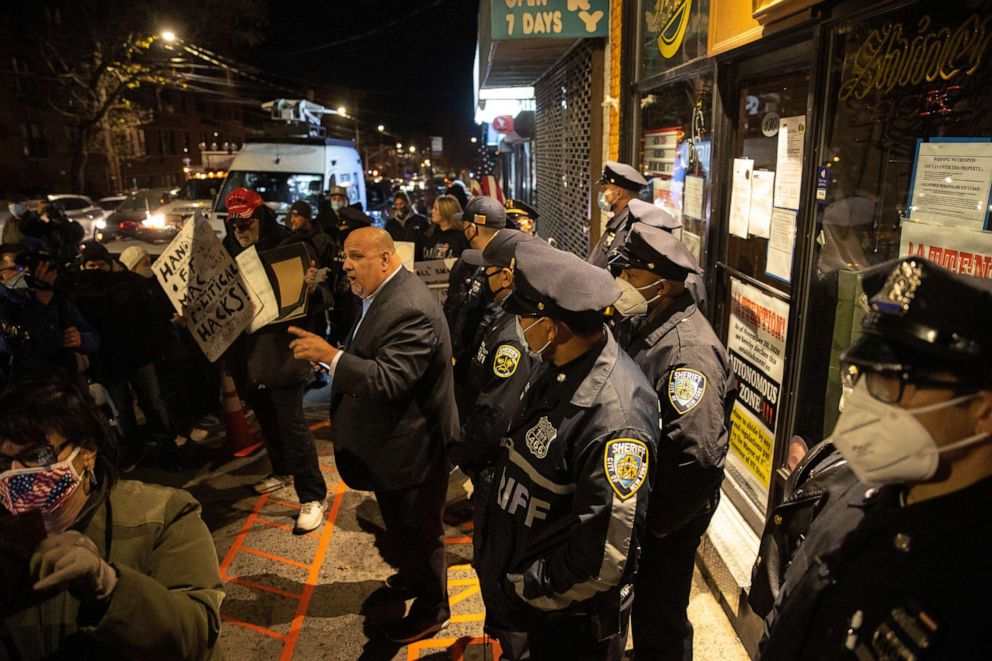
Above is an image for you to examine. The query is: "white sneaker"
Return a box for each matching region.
[295,500,326,534]
[253,475,293,494]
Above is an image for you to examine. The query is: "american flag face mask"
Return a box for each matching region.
[0,447,83,515]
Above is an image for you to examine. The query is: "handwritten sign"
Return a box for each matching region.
[153,215,253,362]
[492,0,609,40]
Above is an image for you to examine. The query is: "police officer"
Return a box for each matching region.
[444,196,507,414]
[448,230,537,564]
[477,239,660,660]
[615,198,707,310]
[610,224,735,660]
[759,258,992,659]
[505,198,540,235]
[588,161,647,268]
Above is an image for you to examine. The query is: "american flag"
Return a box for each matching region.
[479,175,506,204]
[0,467,77,513]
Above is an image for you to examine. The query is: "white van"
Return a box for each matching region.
[212,137,365,223]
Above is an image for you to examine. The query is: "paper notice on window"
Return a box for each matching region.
[909,141,992,230]
[774,116,806,211]
[729,158,754,238]
[766,208,797,283]
[684,175,705,220]
[748,170,775,238]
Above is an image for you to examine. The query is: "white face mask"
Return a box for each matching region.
[614,276,662,318]
[832,381,988,484]
[515,316,552,361]
[8,203,27,217]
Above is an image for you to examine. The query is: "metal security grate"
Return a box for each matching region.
[534,41,594,256]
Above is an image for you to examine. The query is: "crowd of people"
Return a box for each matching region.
[2,160,990,660]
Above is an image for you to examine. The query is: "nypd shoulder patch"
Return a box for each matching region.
[493,344,521,379]
[603,438,649,501]
[668,369,706,415]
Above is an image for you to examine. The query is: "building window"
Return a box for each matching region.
[640,0,711,80]
[20,122,48,158]
[161,129,176,155]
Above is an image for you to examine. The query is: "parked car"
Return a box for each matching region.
[158,177,223,234]
[46,194,106,239]
[97,194,128,212]
[97,188,176,243]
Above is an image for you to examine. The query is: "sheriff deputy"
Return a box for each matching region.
[476,239,660,660]
[588,160,647,269]
[610,223,736,660]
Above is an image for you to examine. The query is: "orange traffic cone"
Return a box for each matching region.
[220,369,263,458]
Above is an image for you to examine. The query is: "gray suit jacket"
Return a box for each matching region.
[330,267,459,491]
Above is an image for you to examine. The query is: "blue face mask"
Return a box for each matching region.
[597,191,612,212]
[331,201,344,212]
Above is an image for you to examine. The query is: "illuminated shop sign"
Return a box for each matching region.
[491,0,609,40]
[645,0,693,59]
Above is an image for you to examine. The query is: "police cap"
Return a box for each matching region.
[454,195,507,229]
[505,198,539,221]
[336,206,373,232]
[503,240,620,324]
[627,198,681,230]
[597,160,648,192]
[462,229,535,268]
[841,258,992,386]
[610,224,702,281]
[328,186,348,198]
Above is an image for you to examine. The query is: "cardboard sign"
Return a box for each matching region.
[153,214,254,362]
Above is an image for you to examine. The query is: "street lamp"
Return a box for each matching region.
[470,137,478,143]
[337,106,347,116]
[160,30,177,42]
[377,125,385,132]
[409,145,416,153]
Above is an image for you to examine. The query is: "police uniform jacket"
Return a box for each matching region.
[587,206,631,269]
[760,475,992,659]
[329,266,459,491]
[616,290,735,535]
[448,309,534,474]
[477,330,660,630]
[444,260,496,379]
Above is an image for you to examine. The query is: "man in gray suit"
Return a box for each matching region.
[289,227,458,644]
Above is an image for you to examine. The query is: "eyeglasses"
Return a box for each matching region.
[841,364,971,404]
[227,217,257,231]
[0,440,73,472]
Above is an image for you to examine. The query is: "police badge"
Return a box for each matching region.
[525,416,556,459]
[493,344,521,378]
[604,438,649,500]
[668,368,706,415]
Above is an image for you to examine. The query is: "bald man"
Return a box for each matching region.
[290,228,458,643]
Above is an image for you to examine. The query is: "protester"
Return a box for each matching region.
[221,188,327,533]
[385,191,429,245]
[0,243,20,285]
[588,161,647,268]
[758,258,992,658]
[287,227,458,644]
[419,194,467,260]
[476,239,660,660]
[610,225,735,660]
[3,195,30,244]
[63,243,181,471]
[0,376,224,659]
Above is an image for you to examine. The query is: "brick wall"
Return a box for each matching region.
[608,0,623,160]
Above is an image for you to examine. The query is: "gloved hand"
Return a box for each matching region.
[30,531,118,603]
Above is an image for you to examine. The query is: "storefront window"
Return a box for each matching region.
[721,66,809,515]
[639,74,714,268]
[640,0,710,78]
[793,5,992,452]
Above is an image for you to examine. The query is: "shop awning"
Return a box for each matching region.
[477,0,579,88]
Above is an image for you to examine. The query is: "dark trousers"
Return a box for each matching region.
[490,591,633,661]
[631,509,715,661]
[244,384,327,504]
[101,362,178,464]
[375,477,449,618]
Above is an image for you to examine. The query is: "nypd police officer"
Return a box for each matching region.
[610,224,735,660]
[760,258,992,659]
[505,198,539,236]
[588,161,647,269]
[476,239,660,660]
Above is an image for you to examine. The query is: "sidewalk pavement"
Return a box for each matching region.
[133,386,751,661]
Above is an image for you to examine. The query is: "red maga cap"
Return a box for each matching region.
[225,187,265,218]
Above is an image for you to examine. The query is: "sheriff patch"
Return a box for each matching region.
[604,439,649,501]
[668,369,706,415]
[525,416,556,459]
[493,344,521,378]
